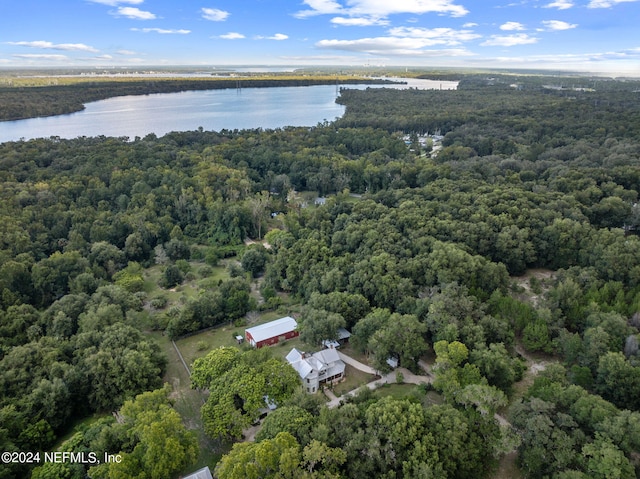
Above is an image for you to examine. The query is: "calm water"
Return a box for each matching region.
[0,79,457,143]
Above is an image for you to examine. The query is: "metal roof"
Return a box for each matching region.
[245,316,297,343]
[183,466,213,479]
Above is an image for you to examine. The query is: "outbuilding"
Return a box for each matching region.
[245,316,299,348]
[182,466,213,479]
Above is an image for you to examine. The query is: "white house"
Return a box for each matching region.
[286,347,345,393]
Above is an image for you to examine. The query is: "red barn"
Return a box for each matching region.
[245,316,299,348]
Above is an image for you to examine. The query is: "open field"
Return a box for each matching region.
[148,331,224,472]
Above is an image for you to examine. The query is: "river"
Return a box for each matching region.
[0,78,457,143]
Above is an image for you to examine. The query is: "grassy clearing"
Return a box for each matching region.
[176,326,245,367]
[423,390,444,407]
[371,383,421,400]
[149,331,224,472]
[270,334,315,360]
[493,452,524,479]
[174,309,312,367]
[143,260,230,305]
[332,364,376,396]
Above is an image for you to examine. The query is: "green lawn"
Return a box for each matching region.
[174,310,307,365]
[371,383,420,400]
[332,364,376,396]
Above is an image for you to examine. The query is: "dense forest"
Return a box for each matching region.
[1,73,640,478]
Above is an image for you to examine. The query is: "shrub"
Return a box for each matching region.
[150,296,168,309]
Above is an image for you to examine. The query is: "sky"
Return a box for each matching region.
[1,0,639,75]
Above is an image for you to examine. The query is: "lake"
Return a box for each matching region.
[0,78,458,143]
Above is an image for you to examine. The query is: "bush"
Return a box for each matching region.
[259,296,283,311]
[150,296,168,309]
[113,270,145,293]
[261,284,277,300]
[165,239,191,261]
[190,245,204,260]
[199,265,213,278]
[227,262,244,278]
[522,318,552,353]
[175,259,191,274]
[205,247,221,266]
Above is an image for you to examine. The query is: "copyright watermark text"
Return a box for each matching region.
[1,451,122,465]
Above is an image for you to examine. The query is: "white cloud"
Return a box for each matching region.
[116,49,137,55]
[254,33,289,40]
[295,0,343,18]
[219,32,245,39]
[543,0,574,9]
[315,23,481,57]
[87,0,143,5]
[330,16,389,26]
[131,28,191,34]
[541,20,577,30]
[588,0,638,7]
[112,7,156,19]
[317,37,474,56]
[463,22,478,27]
[349,0,468,17]
[481,33,538,46]
[295,0,468,19]
[500,21,526,30]
[201,7,230,21]
[7,41,99,52]
[388,26,481,44]
[316,25,480,56]
[13,54,69,60]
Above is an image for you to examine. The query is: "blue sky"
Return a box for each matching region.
[1,0,639,75]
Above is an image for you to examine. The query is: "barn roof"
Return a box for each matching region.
[245,316,297,343]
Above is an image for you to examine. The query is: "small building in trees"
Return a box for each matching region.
[286,347,345,393]
[182,466,213,479]
[245,316,299,348]
[322,327,352,349]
